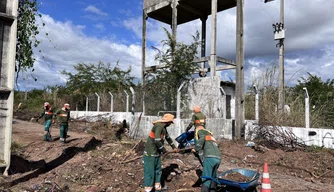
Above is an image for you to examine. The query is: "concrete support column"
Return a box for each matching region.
[254,86,259,122]
[235,0,245,140]
[1,0,19,176]
[209,0,218,77]
[201,16,207,71]
[142,10,147,116]
[171,0,179,40]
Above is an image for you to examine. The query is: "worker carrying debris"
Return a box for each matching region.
[37,102,55,141]
[192,125,221,192]
[143,113,179,192]
[185,105,206,132]
[55,103,71,143]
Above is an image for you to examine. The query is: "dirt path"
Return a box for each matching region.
[12,119,90,145]
[1,120,333,192]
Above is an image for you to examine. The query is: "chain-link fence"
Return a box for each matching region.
[244,88,334,128]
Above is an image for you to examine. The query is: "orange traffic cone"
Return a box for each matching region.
[261,163,272,192]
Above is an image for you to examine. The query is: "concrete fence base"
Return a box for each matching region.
[70,111,334,149]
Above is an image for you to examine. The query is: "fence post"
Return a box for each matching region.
[124,90,129,113]
[85,96,88,118]
[220,87,227,119]
[177,81,186,119]
[108,92,113,113]
[253,86,259,122]
[76,103,78,119]
[95,92,100,112]
[130,87,135,115]
[303,87,310,129]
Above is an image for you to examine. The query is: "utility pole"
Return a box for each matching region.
[266,0,285,113]
[278,0,285,113]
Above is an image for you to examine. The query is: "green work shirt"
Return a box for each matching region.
[144,122,176,157]
[195,128,221,160]
[186,112,206,132]
[55,108,70,124]
[39,108,55,121]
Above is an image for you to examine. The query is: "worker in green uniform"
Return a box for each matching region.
[143,113,179,192]
[185,105,206,132]
[55,103,71,143]
[37,102,55,141]
[192,126,221,192]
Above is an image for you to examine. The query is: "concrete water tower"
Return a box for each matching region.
[141,0,245,139]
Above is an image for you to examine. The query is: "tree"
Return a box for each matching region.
[16,0,44,83]
[144,28,201,114]
[61,61,135,95]
[294,73,334,128]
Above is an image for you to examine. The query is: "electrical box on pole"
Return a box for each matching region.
[273,22,285,40]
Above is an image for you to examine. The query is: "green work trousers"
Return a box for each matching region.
[143,155,162,189]
[60,123,68,140]
[44,119,52,132]
[43,119,52,141]
[202,157,221,189]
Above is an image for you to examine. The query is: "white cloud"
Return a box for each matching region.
[123,0,334,88]
[94,23,105,31]
[84,5,108,16]
[17,14,159,90]
[19,0,334,90]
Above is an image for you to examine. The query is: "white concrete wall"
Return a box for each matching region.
[132,116,233,146]
[70,111,136,123]
[187,77,224,118]
[72,111,234,146]
[71,111,334,149]
[245,121,334,149]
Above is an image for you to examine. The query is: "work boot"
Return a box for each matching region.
[209,181,217,192]
[43,134,49,141]
[48,134,53,142]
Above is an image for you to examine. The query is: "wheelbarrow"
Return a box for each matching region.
[202,168,260,192]
[175,131,195,149]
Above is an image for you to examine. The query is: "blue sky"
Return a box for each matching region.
[17,0,334,91]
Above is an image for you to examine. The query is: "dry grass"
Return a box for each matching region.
[245,64,330,128]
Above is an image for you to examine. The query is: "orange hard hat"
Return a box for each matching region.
[194,106,201,113]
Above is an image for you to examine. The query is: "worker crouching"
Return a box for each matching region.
[143,114,179,192]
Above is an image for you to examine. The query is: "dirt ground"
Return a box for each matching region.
[0,112,334,192]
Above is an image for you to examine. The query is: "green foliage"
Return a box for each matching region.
[294,73,334,128]
[145,28,201,114]
[61,61,135,95]
[14,89,55,112]
[16,0,43,82]
[294,72,334,105]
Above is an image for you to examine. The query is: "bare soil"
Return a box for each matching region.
[0,112,333,192]
[220,172,251,183]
